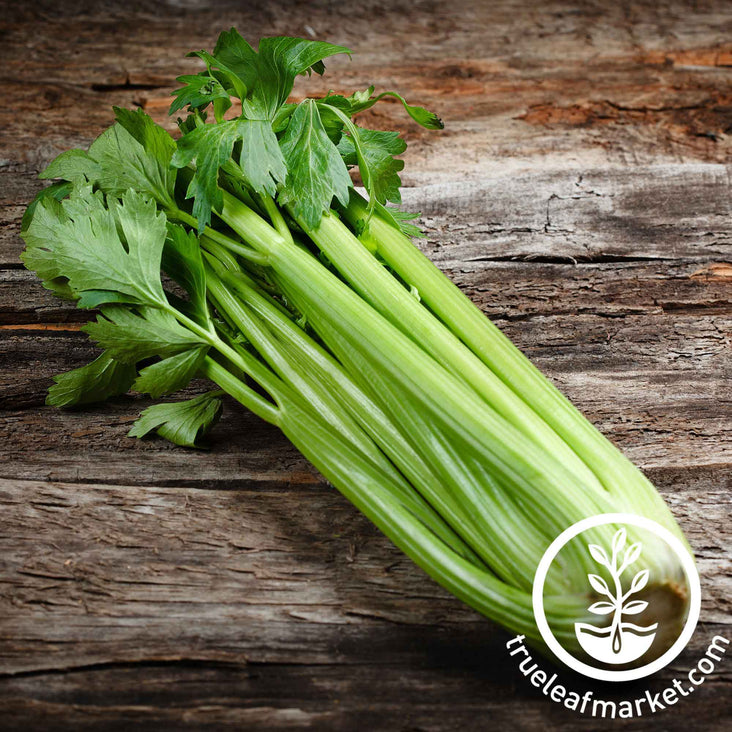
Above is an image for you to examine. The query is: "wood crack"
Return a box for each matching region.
[0,658,249,681]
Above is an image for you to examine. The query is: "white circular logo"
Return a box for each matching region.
[532,513,701,682]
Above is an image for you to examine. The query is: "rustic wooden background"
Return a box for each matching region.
[1,1,730,729]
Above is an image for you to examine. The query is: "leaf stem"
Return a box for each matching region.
[165,299,285,420]
[256,192,294,245]
[168,207,271,265]
[199,356,280,425]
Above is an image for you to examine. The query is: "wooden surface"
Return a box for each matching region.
[1,1,730,729]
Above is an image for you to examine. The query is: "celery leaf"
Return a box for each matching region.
[133,346,209,398]
[89,111,177,208]
[326,88,443,130]
[84,306,206,364]
[40,149,101,186]
[162,224,209,326]
[128,391,224,448]
[22,187,169,307]
[278,100,352,229]
[170,73,232,116]
[172,118,286,231]
[338,127,406,205]
[46,351,137,408]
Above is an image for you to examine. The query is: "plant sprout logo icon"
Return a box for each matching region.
[534,513,701,681]
[575,528,658,665]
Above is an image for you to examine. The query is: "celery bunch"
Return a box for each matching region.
[21,30,692,659]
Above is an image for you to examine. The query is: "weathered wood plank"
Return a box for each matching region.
[450,260,732,321]
[406,166,732,264]
[3,253,731,325]
[4,166,731,267]
[1,301,729,484]
[0,271,90,325]
[0,475,728,730]
[3,0,732,176]
[1,663,730,731]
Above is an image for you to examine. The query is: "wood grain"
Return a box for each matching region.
[0,476,729,731]
[0,0,730,729]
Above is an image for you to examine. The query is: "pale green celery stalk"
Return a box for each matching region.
[255,192,294,245]
[200,326,592,650]
[280,387,593,649]
[195,223,606,594]
[342,191,684,543]
[207,265,374,453]
[181,188,681,651]
[221,351,592,647]
[213,190,621,578]
[199,324,452,531]
[203,263,487,565]
[206,252,523,575]
[199,354,278,424]
[271,286,596,592]
[201,235,242,271]
[292,206,606,498]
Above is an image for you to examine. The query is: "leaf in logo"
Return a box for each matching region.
[612,527,627,556]
[587,573,612,598]
[622,599,649,615]
[629,568,649,594]
[624,541,642,567]
[588,601,616,615]
[588,543,609,567]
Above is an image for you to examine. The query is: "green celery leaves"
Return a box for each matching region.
[250,36,351,118]
[278,100,352,229]
[40,149,101,186]
[128,391,225,448]
[23,180,214,425]
[176,29,351,121]
[170,73,232,117]
[46,352,137,408]
[338,127,407,206]
[89,110,177,209]
[84,307,206,364]
[162,224,210,326]
[172,118,286,231]
[133,347,209,398]
[20,195,77,300]
[22,187,169,308]
[169,29,441,234]
[236,119,287,195]
[332,88,444,130]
